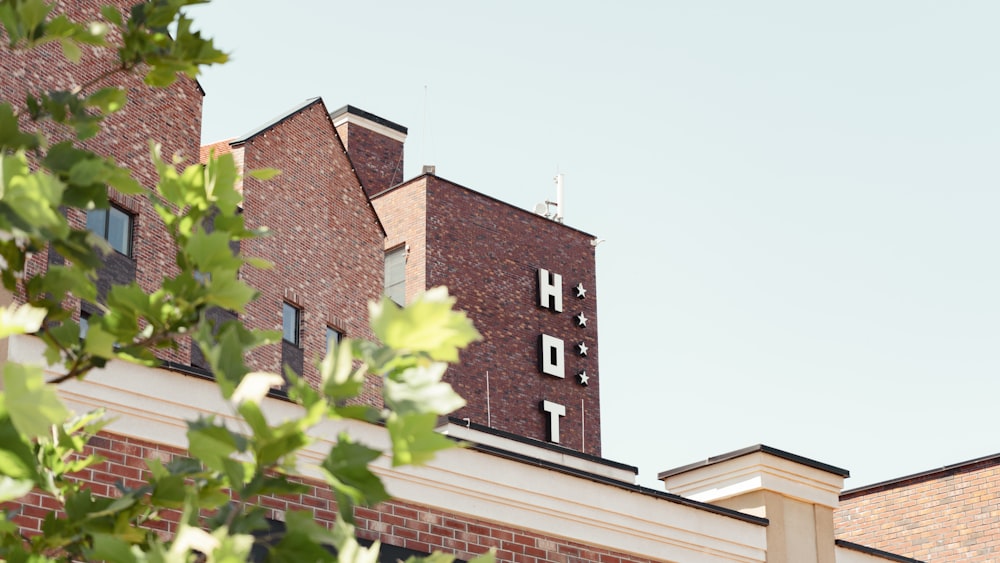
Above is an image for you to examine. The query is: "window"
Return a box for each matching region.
[384,246,406,306]
[326,326,342,354]
[86,206,133,256]
[282,302,301,345]
[79,311,90,340]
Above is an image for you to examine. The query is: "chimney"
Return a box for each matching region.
[330,105,408,197]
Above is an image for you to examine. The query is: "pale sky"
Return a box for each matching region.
[188,1,1000,489]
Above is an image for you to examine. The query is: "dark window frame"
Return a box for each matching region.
[86,204,134,257]
[326,325,343,354]
[79,310,91,340]
[282,302,301,346]
[384,245,406,306]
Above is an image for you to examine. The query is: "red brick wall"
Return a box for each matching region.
[370,178,428,304]
[0,0,204,171]
[424,177,601,456]
[335,121,404,198]
[0,0,205,365]
[8,428,657,563]
[835,457,1000,562]
[237,100,385,396]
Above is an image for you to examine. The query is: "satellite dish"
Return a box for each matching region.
[533,202,548,216]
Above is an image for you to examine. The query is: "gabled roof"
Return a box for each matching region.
[231,97,323,145]
[222,96,387,238]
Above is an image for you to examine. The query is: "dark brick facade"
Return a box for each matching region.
[425,177,601,455]
[235,99,385,397]
[0,0,205,366]
[332,105,406,198]
[372,175,602,455]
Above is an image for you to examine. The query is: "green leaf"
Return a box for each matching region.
[3,363,71,439]
[384,362,465,417]
[0,475,33,502]
[202,152,242,215]
[319,338,366,402]
[86,533,140,563]
[369,288,481,362]
[85,87,127,114]
[230,371,284,406]
[255,426,310,469]
[16,0,52,39]
[320,434,388,522]
[221,457,248,489]
[193,320,256,398]
[0,414,39,481]
[386,412,457,467]
[59,37,82,62]
[328,515,380,563]
[34,264,97,303]
[67,155,107,186]
[332,404,381,424]
[0,105,40,150]
[100,5,123,26]
[247,167,280,181]
[185,229,241,273]
[270,511,339,563]
[187,418,245,472]
[209,529,255,563]
[105,162,143,195]
[408,553,458,563]
[83,323,116,357]
[241,473,309,500]
[205,275,257,312]
[0,302,46,338]
[150,473,187,509]
[468,550,497,563]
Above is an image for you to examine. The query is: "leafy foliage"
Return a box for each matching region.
[0,1,491,561]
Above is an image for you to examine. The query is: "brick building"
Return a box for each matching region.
[369,171,601,454]
[1,3,992,562]
[834,453,1000,562]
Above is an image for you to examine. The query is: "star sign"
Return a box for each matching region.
[576,312,588,327]
[575,283,587,298]
[577,371,590,386]
[577,341,588,356]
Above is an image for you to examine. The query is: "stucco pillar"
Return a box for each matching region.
[658,444,848,563]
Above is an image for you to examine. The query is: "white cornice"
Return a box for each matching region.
[331,112,407,143]
[8,335,766,563]
[661,450,846,509]
[436,421,637,483]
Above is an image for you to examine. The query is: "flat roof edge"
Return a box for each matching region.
[330,104,407,135]
[658,444,850,480]
[835,540,925,563]
[842,451,1000,498]
[446,416,636,473]
[372,173,597,239]
[467,441,769,527]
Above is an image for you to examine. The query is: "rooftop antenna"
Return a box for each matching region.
[552,173,564,223]
[422,85,428,169]
[533,173,565,223]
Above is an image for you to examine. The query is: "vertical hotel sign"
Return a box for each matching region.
[537,268,589,444]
